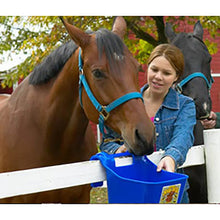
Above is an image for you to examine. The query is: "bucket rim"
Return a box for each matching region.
[104,162,188,185]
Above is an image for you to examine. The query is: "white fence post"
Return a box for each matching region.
[204,129,220,203]
[97,124,101,143]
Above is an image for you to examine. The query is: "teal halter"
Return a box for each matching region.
[176,72,214,93]
[78,48,143,134]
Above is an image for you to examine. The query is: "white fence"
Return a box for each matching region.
[0,129,219,203]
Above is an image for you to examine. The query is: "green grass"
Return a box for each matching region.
[90,187,108,204]
[89,145,108,204]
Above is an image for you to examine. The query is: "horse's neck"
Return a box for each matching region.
[43,54,90,148]
[6,53,90,154]
[193,120,204,146]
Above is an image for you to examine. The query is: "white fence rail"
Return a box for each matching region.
[0,129,219,203]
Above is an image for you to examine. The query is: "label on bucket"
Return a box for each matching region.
[159,184,180,203]
[115,156,133,167]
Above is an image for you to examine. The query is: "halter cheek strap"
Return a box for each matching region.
[78,48,143,134]
[176,72,214,93]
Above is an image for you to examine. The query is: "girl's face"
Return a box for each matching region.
[147,56,178,96]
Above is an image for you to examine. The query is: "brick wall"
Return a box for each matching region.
[205,31,220,112]
[210,77,220,112]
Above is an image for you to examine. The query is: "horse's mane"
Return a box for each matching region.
[29,41,78,85]
[29,28,125,85]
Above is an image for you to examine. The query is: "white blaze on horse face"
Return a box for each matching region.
[113,52,124,61]
[203,102,208,111]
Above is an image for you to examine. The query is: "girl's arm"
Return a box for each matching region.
[163,99,196,169]
[99,126,124,154]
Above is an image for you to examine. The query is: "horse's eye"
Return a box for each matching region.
[92,69,105,79]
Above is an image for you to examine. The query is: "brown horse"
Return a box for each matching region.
[0,17,155,203]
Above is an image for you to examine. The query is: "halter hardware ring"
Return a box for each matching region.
[79,68,84,75]
[100,106,110,121]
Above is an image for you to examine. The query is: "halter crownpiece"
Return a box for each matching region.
[176,72,214,93]
[78,48,144,134]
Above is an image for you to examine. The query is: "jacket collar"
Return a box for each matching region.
[141,84,179,110]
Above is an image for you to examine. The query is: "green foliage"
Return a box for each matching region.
[134,39,154,63]
[0,16,219,88]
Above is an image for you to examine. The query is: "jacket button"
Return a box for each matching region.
[156,132,159,137]
[155,117,160,121]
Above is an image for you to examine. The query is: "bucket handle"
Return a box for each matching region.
[90,151,134,187]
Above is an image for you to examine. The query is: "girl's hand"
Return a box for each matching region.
[201,111,217,129]
[157,156,175,172]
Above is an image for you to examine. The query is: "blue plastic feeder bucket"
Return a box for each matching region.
[90,152,188,204]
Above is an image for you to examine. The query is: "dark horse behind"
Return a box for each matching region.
[0,17,155,203]
[165,21,213,203]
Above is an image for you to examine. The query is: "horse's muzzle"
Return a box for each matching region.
[123,128,155,156]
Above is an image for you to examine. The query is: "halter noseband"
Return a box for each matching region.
[176,72,214,93]
[78,48,143,134]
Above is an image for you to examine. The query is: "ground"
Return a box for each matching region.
[89,145,108,204]
[90,187,108,204]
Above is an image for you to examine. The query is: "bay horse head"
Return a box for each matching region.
[61,17,155,156]
[165,21,213,119]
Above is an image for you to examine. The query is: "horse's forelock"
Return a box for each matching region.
[175,32,209,53]
[95,29,125,68]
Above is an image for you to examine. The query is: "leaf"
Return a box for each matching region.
[0,16,219,87]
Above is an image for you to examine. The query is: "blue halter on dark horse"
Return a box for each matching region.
[176,72,213,102]
[165,21,213,203]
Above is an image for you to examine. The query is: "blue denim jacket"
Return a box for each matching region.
[99,84,196,168]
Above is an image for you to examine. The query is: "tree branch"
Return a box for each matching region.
[151,16,168,44]
[125,18,159,46]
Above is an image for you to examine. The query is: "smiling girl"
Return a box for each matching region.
[99,44,196,203]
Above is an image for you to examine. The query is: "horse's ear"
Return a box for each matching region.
[60,17,90,49]
[112,16,127,39]
[165,22,176,42]
[193,20,203,40]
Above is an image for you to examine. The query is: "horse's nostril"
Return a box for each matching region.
[135,128,141,140]
[135,129,146,145]
[135,129,154,155]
